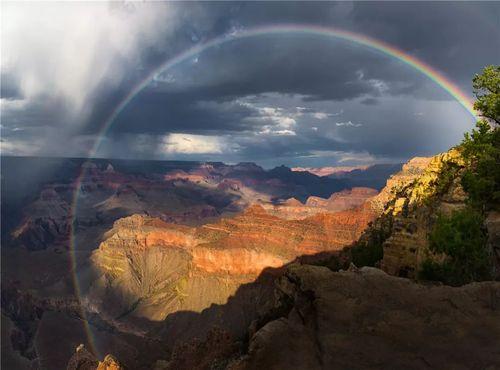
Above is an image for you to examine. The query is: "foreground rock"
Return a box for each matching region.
[234,264,500,370]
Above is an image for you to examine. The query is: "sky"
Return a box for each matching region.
[1,1,499,168]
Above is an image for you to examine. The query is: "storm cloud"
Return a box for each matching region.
[1,1,498,166]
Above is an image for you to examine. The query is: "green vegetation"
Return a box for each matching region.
[461,65,500,209]
[420,208,491,285]
[420,65,499,285]
[460,120,500,209]
[433,160,461,198]
[350,221,389,267]
[472,65,499,125]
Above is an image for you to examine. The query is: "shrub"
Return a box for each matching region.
[420,208,491,285]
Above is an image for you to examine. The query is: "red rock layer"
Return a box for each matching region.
[95,201,378,280]
[263,187,378,220]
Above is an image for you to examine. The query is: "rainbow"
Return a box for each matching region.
[69,24,477,356]
[90,24,477,157]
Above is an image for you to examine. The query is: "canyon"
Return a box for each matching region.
[2,151,499,370]
[1,157,393,369]
[86,192,377,327]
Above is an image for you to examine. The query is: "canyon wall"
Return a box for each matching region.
[88,198,378,328]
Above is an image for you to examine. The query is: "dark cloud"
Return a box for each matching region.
[1,1,497,165]
[0,74,23,100]
[360,98,379,106]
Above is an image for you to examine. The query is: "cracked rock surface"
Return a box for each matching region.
[234,264,500,370]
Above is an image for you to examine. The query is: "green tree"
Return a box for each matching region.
[460,65,500,209]
[473,65,500,124]
[460,121,500,208]
[420,208,491,285]
[420,66,499,285]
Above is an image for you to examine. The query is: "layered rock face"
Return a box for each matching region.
[375,150,469,277]
[341,151,471,278]
[88,214,266,326]
[369,156,433,213]
[9,165,229,251]
[307,187,378,211]
[7,159,350,252]
[11,187,72,251]
[233,264,500,370]
[262,187,377,220]
[350,148,500,280]
[88,199,378,328]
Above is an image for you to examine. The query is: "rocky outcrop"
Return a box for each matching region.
[368,156,433,213]
[234,264,500,370]
[262,187,378,220]
[66,344,123,370]
[307,187,378,210]
[345,149,482,279]
[11,186,72,250]
[378,150,468,277]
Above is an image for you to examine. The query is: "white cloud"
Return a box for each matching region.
[356,70,365,80]
[312,109,343,120]
[161,134,226,154]
[1,2,174,118]
[0,98,28,111]
[338,152,377,164]
[313,112,329,120]
[239,101,298,136]
[1,138,41,156]
[303,150,380,165]
[153,72,176,84]
[258,107,297,128]
[274,129,296,136]
[275,116,297,128]
[369,79,389,93]
[258,128,296,136]
[335,121,363,127]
